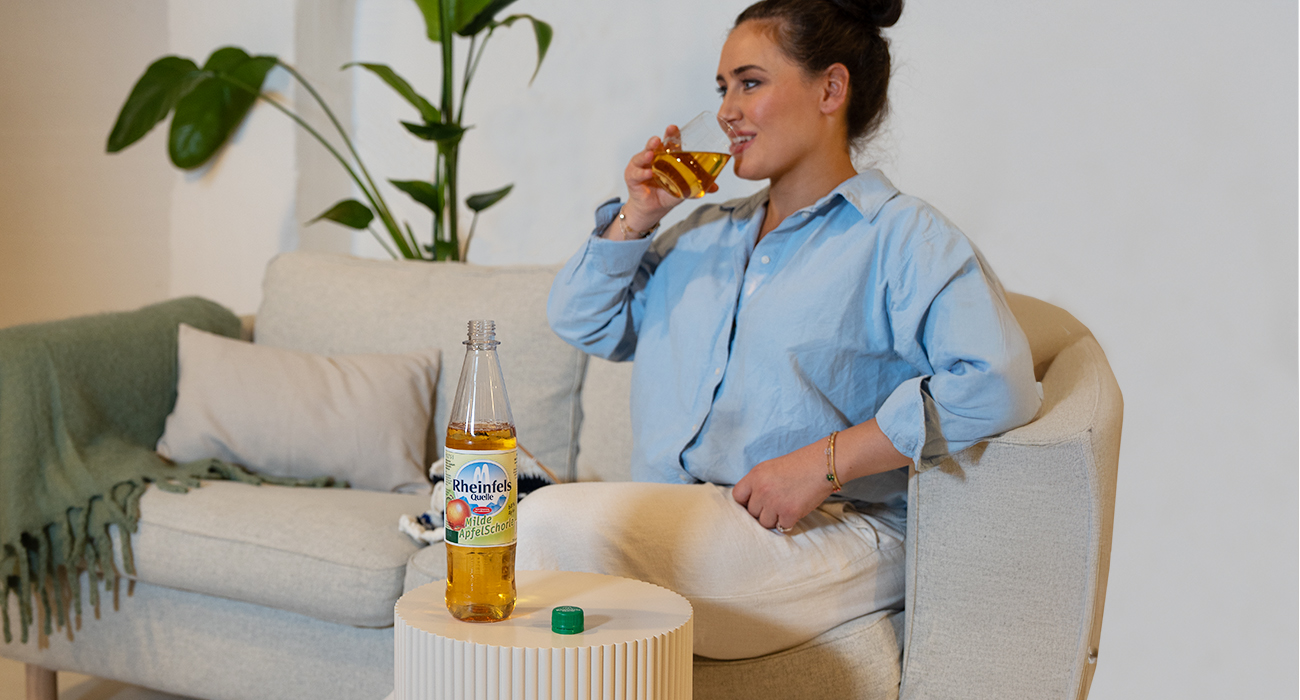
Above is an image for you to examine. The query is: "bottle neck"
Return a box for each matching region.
[466,320,497,349]
[449,319,513,428]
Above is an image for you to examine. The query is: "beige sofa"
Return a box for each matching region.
[4,251,1121,700]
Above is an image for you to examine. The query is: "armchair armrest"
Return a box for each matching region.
[900,335,1122,700]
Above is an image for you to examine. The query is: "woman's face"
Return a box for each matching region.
[716,21,831,183]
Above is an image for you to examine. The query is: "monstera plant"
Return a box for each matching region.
[106,0,551,261]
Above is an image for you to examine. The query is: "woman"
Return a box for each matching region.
[523,0,1040,660]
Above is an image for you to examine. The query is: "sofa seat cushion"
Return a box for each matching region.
[404,541,448,593]
[694,609,903,699]
[115,481,429,628]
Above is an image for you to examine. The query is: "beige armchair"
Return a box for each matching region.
[690,293,1122,699]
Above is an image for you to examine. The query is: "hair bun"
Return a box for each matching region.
[830,0,903,28]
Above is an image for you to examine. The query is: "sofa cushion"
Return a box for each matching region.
[403,541,447,593]
[693,609,903,700]
[254,252,585,480]
[114,481,428,628]
[157,324,439,492]
[575,356,635,482]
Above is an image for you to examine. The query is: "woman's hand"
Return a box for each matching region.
[732,439,835,531]
[732,421,910,532]
[607,126,719,240]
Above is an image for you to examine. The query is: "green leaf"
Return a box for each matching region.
[432,239,459,261]
[310,199,375,229]
[500,15,552,84]
[457,0,517,37]
[107,56,201,153]
[203,46,253,73]
[465,183,512,212]
[390,179,444,214]
[401,120,469,145]
[168,79,225,168]
[344,62,439,122]
[413,0,494,41]
[228,54,278,96]
[167,51,277,169]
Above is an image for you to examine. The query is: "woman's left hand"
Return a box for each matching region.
[732,439,835,531]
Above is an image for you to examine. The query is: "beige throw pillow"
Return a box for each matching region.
[157,323,439,492]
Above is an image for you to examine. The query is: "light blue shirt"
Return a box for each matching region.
[548,170,1040,522]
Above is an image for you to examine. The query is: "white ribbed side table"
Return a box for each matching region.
[395,570,694,700]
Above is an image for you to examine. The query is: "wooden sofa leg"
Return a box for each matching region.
[25,664,57,700]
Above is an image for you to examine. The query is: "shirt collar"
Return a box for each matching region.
[720,169,900,224]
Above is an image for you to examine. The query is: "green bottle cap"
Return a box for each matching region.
[551,606,584,635]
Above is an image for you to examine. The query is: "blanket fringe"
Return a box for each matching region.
[2,460,339,645]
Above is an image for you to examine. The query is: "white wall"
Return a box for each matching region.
[0,0,174,328]
[165,0,298,315]
[0,1,300,325]
[884,4,1296,698]
[0,0,1293,696]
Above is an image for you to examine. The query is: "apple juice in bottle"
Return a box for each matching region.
[444,320,517,622]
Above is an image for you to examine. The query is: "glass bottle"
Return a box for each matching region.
[444,320,517,622]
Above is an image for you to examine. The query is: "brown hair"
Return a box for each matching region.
[735,0,903,145]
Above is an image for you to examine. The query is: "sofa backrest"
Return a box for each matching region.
[253,252,587,479]
[575,357,635,482]
[1005,292,1093,381]
[249,252,1104,499]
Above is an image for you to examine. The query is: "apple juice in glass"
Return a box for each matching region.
[651,111,740,199]
[444,320,517,622]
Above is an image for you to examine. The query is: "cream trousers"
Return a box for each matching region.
[515,482,905,660]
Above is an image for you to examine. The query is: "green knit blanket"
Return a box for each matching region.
[0,297,333,644]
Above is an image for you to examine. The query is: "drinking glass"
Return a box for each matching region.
[651,111,740,199]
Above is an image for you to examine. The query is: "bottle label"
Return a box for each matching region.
[443,447,516,547]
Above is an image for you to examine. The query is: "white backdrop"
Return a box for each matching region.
[0,0,1295,697]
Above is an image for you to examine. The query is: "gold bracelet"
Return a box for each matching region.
[618,207,659,240]
[825,431,843,492]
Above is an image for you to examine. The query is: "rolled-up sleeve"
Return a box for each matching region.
[547,199,657,361]
[873,213,1041,470]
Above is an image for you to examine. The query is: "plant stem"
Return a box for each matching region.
[459,27,493,124]
[446,143,460,261]
[437,0,459,260]
[463,211,479,260]
[403,221,422,256]
[366,226,399,258]
[431,159,443,245]
[439,0,454,114]
[276,61,414,259]
[216,74,416,259]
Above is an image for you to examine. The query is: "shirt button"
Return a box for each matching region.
[761,255,771,264]
[715,367,722,375]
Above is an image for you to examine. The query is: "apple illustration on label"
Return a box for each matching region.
[446,498,470,530]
